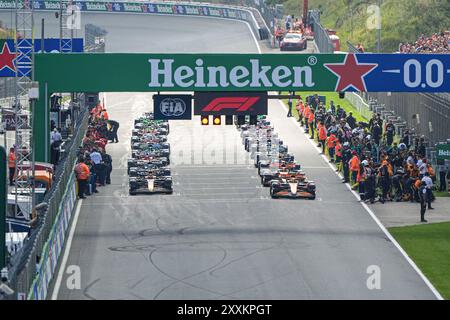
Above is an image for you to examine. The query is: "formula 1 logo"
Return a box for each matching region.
[194,92,267,115]
[202,97,260,112]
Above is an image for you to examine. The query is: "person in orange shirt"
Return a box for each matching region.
[378,159,392,203]
[335,139,342,171]
[296,99,304,124]
[75,158,90,199]
[327,132,337,162]
[8,147,15,186]
[349,151,360,186]
[101,108,109,121]
[303,104,310,131]
[308,109,315,139]
[318,122,327,154]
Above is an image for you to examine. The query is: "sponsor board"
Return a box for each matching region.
[35,53,450,93]
[436,144,450,161]
[1,112,29,131]
[194,91,268,115]
[153,94,192,120]
[0,38,84,78]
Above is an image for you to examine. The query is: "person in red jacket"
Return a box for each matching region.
[8,147,15,186]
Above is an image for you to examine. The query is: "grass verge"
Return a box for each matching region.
[284,91,369,122]
[389,222,450,299]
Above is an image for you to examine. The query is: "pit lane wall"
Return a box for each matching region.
[0,0,267,41]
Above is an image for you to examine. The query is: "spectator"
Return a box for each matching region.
[399,31,450,54]
[356,43,365,53]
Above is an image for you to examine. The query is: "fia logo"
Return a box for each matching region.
[160,98,186,117]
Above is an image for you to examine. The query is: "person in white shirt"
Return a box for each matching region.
[421,172,434,210]
[90,149,105,186]
[50,128,63,165]
[90,149,101,164]
[50,128,62,145]
[419,159,428,178]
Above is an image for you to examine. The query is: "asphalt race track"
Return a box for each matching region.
[0,11,438,299]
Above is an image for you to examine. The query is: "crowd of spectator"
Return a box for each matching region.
[74,103,116,199]
[294,94,446,217]
[399,31,450,53]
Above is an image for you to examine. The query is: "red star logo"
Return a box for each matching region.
[0,42,16,72]
[324,54,377,92]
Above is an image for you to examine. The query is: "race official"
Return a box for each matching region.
[349,151,360,186]
[90,149,105,186]
[75,158,90,199]
[419,181,428,222]
[421,172,434,210]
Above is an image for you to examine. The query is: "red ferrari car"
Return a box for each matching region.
[280,33,307,51]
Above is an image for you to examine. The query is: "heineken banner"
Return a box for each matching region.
[35,53,450,93]
[436,144,450,161]
[0,1,253,21]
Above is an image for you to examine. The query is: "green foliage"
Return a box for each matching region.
[277,0,450,52]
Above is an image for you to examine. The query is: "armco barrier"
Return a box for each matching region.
[0,0,267,41]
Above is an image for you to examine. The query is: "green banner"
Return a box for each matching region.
[35,53,341,93]
[436,144,450,161]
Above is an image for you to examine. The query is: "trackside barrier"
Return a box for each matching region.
[309,9,333,53]
[28,173,77,300]
[0,0,268,41]
[346,92,373,121]
[5,100,90,300]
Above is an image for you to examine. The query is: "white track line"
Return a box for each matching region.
[51,199,83,300]
[277,99,443,300]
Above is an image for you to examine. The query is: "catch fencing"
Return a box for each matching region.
[308,9,333,53]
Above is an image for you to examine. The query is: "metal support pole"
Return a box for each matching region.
[41,18,44,53]
[0,146,6,268]
[303,0,308,26]
[377,0,382,52]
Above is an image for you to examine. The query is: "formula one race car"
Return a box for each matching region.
[260,165,304,187]
[129,175,173,195]
[236,114,317,200]
[127,158,170,174]
[269,178,316,199]
[128,166,171,178]
[128,112,173,196]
